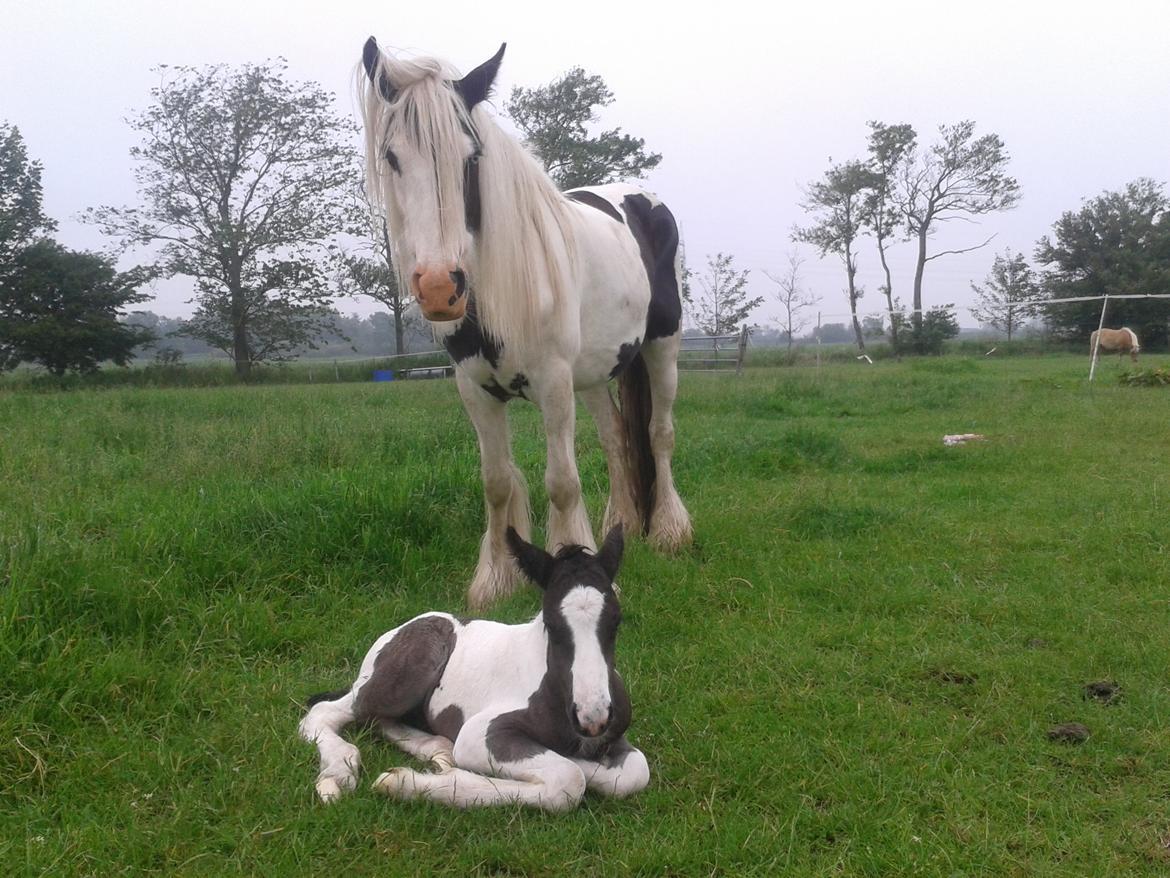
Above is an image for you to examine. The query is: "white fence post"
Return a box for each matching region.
[1088,295,1110,382]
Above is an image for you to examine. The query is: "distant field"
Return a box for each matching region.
[3,354,1169,876]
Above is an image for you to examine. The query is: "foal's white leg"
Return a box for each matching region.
[457,370,532,610]
[538,364,595,552]
[571,740,650,798]
[377,720,456,773]
[298,693,361,803]
[641,335,693,550]
[374,711,586,811]
[579,385,640,537]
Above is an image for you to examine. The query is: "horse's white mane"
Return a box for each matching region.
[359,49,579,358]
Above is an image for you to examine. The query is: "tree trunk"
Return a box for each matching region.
[231,292,251,378]
[392,303,405,355]
[876,236,899,352]
[847,266,866,353]
[912,229,928,332]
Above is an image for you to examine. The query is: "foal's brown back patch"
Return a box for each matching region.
[353,615,456,722]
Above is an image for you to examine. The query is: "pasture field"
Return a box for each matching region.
[2,355,1169,876]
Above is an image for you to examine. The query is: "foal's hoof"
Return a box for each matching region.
[373,767,420,799]
[316,775,354,803]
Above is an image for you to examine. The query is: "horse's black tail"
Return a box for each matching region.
[305,687,351,709]
[619,352,656,535]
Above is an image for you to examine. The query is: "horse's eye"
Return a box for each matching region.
[383,147,401,174]
[467,150,482,165]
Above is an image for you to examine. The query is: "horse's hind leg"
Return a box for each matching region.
[641,334,693,550]
[377,721,456,772]
[298,692,361,803]
[580,385,640,537]
[457,370,532,610]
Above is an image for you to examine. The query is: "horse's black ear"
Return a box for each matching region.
[455,43,506,109]
[506,526,552,589]
[596,524,624,583]
[363,36,397,102]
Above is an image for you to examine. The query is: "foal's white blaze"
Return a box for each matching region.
[561,585,611,736]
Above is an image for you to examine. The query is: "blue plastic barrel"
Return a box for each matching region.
[372,370,395,382]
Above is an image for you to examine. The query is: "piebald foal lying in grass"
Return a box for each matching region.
[299,526,649,811]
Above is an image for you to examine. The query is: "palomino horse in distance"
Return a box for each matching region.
[1090,327,1140,364]
[299,526,650,810]
[359,39,692,609]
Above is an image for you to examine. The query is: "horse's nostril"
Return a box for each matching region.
[450,269,466,298]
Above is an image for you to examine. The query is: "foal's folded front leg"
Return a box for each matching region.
[374,710,588,811]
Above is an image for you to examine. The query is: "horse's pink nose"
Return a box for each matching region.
[575,703,611,738]
[412,264,467,321]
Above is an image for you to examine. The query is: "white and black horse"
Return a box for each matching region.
[359,39,692,609]
[298,526,649,810]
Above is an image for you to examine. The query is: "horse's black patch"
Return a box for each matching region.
[568,190,624,224]
[508,373,529,399]
[621,194,682,341]
[464,151,481,233]
[609,339,642,379]
[305,687,351,709]
[485,667,632,763]
[428,704,465,740]
[479,373,529,403]
[481,378,512,403]
[442,298,502,368]
[353,616,456,722]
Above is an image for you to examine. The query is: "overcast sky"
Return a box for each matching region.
[3,0,1168,328]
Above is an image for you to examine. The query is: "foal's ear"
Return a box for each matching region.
[455,43,506,109]
[362,36,397,102]
[506,526,553,589]
[596,524,624,583]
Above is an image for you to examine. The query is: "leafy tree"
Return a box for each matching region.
[1035,178,1170,348]
[0,122,56,278]
[861,315,885,338]
[793,160,876,351]
[970,248,1039,341]
[861,122,915,350]
[0,240,154,374]
[890,305,960,355]
[691,253,761,336]
[895,121,1020,329]
[763,249,820,351]
[88,60,359,376]
[506,68,662,190]
[341,192,417,354]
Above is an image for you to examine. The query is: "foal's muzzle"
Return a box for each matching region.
[573,702,613,738]
[412,264,468,322]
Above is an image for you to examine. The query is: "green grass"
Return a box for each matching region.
[2,354,1170,875]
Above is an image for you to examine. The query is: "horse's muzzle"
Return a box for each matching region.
[573,702,613,738]
[413,265,468,322]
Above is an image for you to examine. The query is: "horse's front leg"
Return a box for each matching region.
[374,709,588,811]
[537,364,595,552]
[571,737,650,799]
[456,369,532,610]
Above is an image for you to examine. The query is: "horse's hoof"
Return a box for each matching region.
[373,767,418,799]
[316,776,349,803]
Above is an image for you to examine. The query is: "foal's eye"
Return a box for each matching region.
[383,147,401,173]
